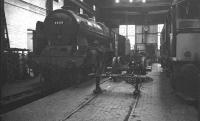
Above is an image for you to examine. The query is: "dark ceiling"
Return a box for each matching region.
[95,0,172,27]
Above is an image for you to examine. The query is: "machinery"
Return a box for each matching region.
[90,50,148,95]
[1,1,33,85]
[32,8,130,89]
[160,0,200,101]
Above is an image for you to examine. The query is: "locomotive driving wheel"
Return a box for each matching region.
[71,66,82,84]
[66,63,87,85]
[40,64,63,91]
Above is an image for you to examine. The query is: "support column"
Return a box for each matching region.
[46,0,53,15]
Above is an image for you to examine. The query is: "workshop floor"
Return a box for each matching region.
[1,64,198,121]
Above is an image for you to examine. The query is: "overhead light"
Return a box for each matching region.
[115,0,120,3]
[93,5,96,11]
[142,0,146,3]
[129,0,133,3]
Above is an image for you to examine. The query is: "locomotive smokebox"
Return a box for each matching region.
[44,9,79,46]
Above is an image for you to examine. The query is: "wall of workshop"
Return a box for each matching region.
[4,0,63,50]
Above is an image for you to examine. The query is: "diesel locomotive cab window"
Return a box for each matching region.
[177,1,200,19]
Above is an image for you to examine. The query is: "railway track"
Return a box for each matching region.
[62,77,141,121]
[0,77,110,114]
[0,86,43,114]
[124,93,140,121]
[62,77,111,121]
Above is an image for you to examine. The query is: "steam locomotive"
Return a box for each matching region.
[32,8,130,89]
[160,0,200,101]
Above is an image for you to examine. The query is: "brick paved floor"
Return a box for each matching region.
[65,81,136,121]
[1,78,136,121]
[2,64,197,121]
[1,80,98,121]
[128,64,198,121]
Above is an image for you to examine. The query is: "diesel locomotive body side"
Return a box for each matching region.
[160,1,200,100]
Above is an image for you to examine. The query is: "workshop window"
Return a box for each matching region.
[157,24,164,50]
[119,25,126,36]
[80,8,83,14]
[119,25,135,50]
[27,29,34,51]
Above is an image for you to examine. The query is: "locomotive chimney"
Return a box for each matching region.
[62,5,75,11]
[63,1,79,13]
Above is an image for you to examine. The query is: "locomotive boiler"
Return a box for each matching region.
[160,0,200,101]
[32,9,122,89]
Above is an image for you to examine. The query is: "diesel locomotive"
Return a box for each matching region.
[31,8,130,89]
[160,0,200,101]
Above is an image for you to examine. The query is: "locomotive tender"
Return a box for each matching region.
[32,8,130,88]
[160,0,200,101]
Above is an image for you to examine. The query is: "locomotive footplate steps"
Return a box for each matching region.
[89,73,148,96]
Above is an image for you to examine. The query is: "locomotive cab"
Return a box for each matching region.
[44,9,79,46]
